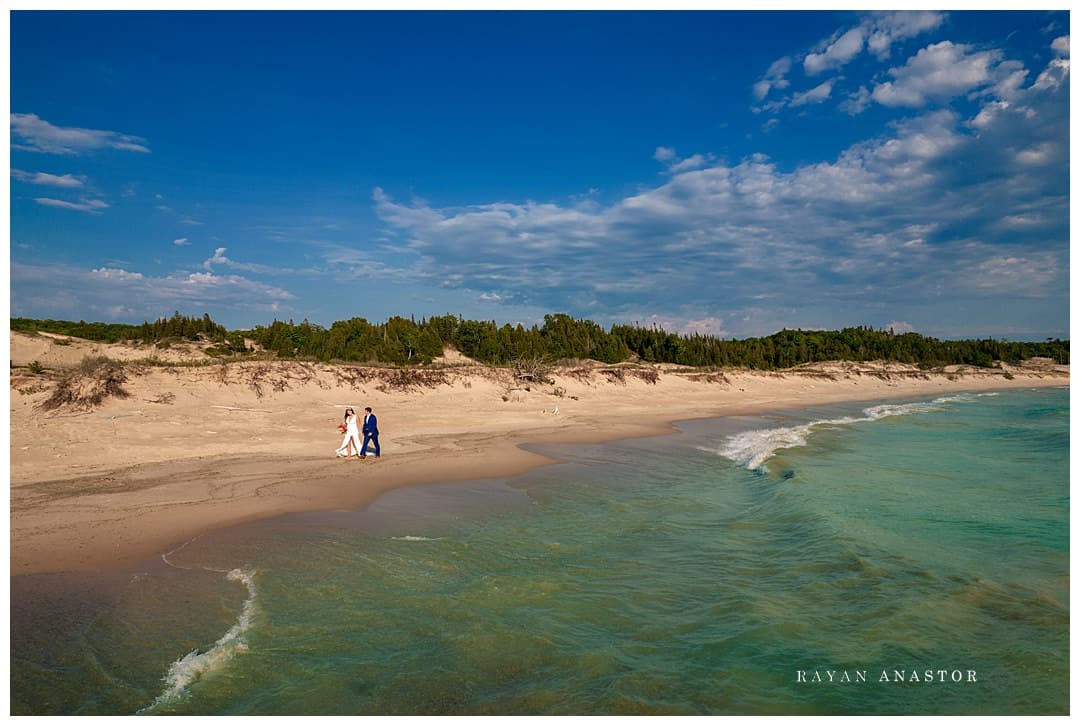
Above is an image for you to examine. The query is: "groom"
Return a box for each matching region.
[360,406,380,459]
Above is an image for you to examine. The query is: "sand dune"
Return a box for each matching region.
[9,331,1068,576]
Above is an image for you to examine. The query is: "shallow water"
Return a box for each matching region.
[11,387,1069,715]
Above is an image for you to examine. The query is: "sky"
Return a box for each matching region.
[8,9,1071,340]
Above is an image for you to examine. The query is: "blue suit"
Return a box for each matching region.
[361,412,380,457]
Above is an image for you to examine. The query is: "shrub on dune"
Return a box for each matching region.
[40,356,132,412]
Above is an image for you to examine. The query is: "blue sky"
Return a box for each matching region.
[9,10,1070,339]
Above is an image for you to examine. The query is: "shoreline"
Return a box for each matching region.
[10,363,1067,577]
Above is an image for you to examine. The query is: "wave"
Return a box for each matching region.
[391,535,442,542]
[933,392,999,403]
[714,394,995,471]
[138,568,257,714]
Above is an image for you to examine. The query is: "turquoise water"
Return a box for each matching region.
[11,387,1069,715]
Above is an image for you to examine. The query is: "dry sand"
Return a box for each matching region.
[9,331,1068,576]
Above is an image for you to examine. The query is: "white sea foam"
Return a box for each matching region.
[933,392,999,404]
[139,568,256,713]
[391,535,440,541]
[714,398,954,470]
[160,536,202,570]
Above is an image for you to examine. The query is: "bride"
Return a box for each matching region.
[336,407,363,459]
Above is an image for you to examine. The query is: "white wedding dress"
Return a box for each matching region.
[336,413,363,457]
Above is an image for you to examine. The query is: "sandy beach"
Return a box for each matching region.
[9,331,1068,577]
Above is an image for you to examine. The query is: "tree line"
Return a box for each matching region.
[12,312,1070,369]
[13,312,227,344]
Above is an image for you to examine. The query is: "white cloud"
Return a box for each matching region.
[753,56,792,101]
[969,99,1011,130]
[1013,142,1056,166]
[204,246,229,270]
[91,267,145,281]
[178,271,295,300]
[106,305,137,319]
[872,41,1002,107]
[173,238,190,246]
[887,321,916,334]
[11,169,84,187]
[988,61,1029,101]
[1051,35,1069,56]
[865,11,947,59]
[964,253,1059,293]
[370,55,1067,334]
[203,245,329,278]
[871,109,965,161]
[653,146,676,162]
[1001,214,1046,228]
[11,262,296,323]
[790,80,835,107]
[840,86,872,115]
[314,241,415,282]
[804,27,865,76]
[679,316,729,337]
[758,12,948,115]
[1032,57,1069,91]
[35,197,109,213]
[655,150,718,174]
[11,113,150,155]
[668,154,712,173]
